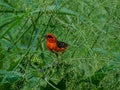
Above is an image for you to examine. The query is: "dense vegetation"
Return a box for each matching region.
[0,0,120,90]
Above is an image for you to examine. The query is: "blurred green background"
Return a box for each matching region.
[0,0,120,90]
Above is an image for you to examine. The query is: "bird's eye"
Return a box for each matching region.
[47,35,53,38]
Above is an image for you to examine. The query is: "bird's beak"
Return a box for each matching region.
[44,35,47,38]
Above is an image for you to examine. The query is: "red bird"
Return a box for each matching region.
[45,33,68,56]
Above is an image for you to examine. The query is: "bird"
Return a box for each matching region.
[45,33,68,57]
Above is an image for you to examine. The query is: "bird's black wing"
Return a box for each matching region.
[57,40,68,48]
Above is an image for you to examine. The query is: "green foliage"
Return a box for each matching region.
[0,0,120,90]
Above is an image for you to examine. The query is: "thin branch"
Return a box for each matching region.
[45,78,60,90]
[0,10,25,13]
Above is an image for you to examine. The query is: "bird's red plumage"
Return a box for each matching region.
[46,34,68,53]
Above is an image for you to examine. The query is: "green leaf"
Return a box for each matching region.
[0,70,23,84]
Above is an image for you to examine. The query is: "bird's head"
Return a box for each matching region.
[45,33,57,43]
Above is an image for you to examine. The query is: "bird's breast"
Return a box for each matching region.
[46,42,57,51]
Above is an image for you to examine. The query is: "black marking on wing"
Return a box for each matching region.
[57,40,68,48]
